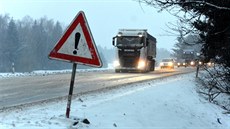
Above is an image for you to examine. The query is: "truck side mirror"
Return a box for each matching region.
[141,37,144,44]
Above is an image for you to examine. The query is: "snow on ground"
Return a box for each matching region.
[0,68,111,79]
[0,64,114,79]
[0,73,229,129]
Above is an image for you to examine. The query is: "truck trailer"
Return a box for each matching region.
[112,29,157,72]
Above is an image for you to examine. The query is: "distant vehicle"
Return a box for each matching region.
[160,58,175,69]
[112,29,157,73]
[182,49,196,66]
[205,59,215,67]
[206,62,214,67]
[178,49,203,67]
[176,59,187,67]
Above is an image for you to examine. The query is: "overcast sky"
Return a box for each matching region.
[0,0,178,51]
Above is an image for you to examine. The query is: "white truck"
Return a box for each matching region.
[112,29,157,72]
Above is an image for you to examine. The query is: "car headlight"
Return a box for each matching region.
[177,63,181,65]
[168,62,173,66]
[183,63,186,65]
[113,60,120,67]
[207,62,211,66]
[199,61,202,65]
[138,60,146,69]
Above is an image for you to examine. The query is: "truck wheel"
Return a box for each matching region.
[152,66,155,71]
[151,60,155,71]
[151,63,155,71]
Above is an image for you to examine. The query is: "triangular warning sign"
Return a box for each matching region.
[49,11,102,67]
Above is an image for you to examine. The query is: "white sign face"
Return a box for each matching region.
[49,11,102,67]
[58,24,92,59]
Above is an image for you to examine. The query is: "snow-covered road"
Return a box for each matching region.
[0,73,229,129]
[0,67,194,109]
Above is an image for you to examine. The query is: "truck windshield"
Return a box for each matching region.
[117,36,143,46]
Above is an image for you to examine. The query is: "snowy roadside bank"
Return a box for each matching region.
[0,68,112,79]
[0,64,115,79]
[0,73,229,129]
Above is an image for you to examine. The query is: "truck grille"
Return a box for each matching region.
[118,50,140,67]
[121,57,138,67]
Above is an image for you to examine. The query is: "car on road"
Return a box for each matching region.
[160,58,175,69]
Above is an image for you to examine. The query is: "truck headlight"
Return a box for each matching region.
[138,60,145,69]
[113,60,120,67]
[177,63,181,66]
[190,61,195,65]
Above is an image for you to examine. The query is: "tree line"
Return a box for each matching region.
[0,14,109,73]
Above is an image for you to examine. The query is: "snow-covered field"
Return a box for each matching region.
[0,72,229,129]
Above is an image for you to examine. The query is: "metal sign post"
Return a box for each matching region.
[66,63,77,118]
[196,64,200,78]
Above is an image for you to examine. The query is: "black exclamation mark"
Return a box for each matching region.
[73,32,81,55]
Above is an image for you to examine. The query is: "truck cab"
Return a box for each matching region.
[112,29,156,73]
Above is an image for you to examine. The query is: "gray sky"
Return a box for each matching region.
[0,0,178,51]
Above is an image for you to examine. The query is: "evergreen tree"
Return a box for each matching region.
[4,19,20,72]
[17,16,34,72]
[172,35,185,59]
[0,14,10,72]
